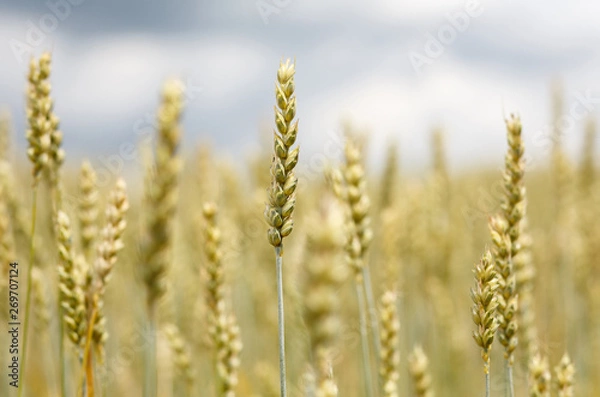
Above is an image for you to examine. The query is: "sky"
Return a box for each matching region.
[0,0,599,176]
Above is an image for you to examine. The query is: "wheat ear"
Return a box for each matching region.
[490,114,525,397]
[408,345,434,397]
[264,58,298,397]
[330,134,378,397]
[163,323,194,396]
[554,353,575,397]
[78,160,99,262]
[203,202,242,396]
[141,79,184,304]
[303,197,346,396]
[140,79,184,397]
[470,250,499,397]
[379,291,400,397]
[57,211,87,348]
[529,354,551,397]
[91,178,129,362]
[20,52,55,397]
[342,135,381,364]
[514,221,539,362]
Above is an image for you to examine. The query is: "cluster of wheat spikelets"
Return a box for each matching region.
[0,54,598,397]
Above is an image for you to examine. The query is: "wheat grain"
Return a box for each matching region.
[379,291,400,397]
[302,196,346,395]
[554,353,575,397]
[265,58,298,248]
[264,58,299,397]
[140,78,184,305]
[31,267,50,333]
[408,345,434,397]
[25,53,53,182]
[470,250,498,385]
[529,354,551,397]
[78,160,99,261]
[202,202,242,396]
[163,323,194,392]
[514,220,539,360]
[92,178,129,361]
[57,210,87,348]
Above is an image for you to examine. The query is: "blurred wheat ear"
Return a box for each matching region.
[139,79,184,397]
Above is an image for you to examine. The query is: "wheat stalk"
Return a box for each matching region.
[489,114,526,397]
[20,52,56,397]
[329,133,379,397]
[139,79,184,397]
[264,58,299,397]
[0,172,15,283]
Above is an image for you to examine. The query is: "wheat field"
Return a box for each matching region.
[0,53,598,397]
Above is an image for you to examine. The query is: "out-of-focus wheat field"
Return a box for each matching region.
[0,51,598,397]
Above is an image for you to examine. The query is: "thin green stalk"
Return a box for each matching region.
[212,349,221,394]
[48,163,66,397]
[356,279,374,397]
[485,359,491,397]
[505,361,514,397]
[144,302,158,397]
[18,187,38,397]
[362,266,381,360]
[275,246,287,397]
[58,293,66,397]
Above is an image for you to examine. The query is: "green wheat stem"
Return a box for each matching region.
[356,279,374,397]
[362,265,381,362]
[58,291,66,397]
[18,187,38,397]
[50,178,67,397]
[144,301,158,397]
[485,358,491,397]
[275,246,287,397]
[505,360,514,397]
[18,188,38,395]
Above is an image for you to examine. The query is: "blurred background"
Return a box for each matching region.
[1,2,599,397]
[0,0,598,173]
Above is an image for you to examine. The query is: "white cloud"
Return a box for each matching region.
[298,53,559,171]
[33,34,274,123]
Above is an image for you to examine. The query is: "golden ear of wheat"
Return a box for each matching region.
[265,59,299,248]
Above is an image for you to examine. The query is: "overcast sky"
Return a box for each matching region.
[1,0,599,175]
